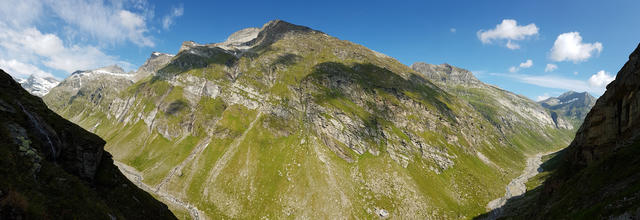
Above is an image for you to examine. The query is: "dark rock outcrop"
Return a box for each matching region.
[0,69,176,219]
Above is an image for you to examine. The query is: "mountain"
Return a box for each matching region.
[411,62,574,130]
[15,75,60,97]
[487,43,640,219]
[43,20,576,219]
[538,91,596,127]
[0,69,175,219]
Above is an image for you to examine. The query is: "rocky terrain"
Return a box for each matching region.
[0,69,175,219]
[411,62,574,131]
[486,43,640,219]
[43,20,576,219]
[539,91,596,128]
[15,75,60,97]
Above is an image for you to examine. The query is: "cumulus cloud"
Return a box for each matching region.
[162,5,184,30]
[0,23,132,73]
[550,32,602,63]
[477,19,539,50]
[0,0,173,79]
[45,0,154,47]
[545,63,558,72]
[520,59,533,68]
[588,70,615,88]
[0,59,54,79]
[491,70,615,95]
[509,59,533,73]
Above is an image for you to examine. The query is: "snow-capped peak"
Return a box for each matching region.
[18,75,60,97]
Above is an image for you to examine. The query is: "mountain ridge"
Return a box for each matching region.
[43,20,576,219]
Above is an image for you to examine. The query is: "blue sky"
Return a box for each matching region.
[0,0,638,100]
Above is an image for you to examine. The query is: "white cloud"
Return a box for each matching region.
[477,19,538,50]
[588,70,615,88]
[0,23,131,73]
[0,59,54,79]
[0,0,43,27]
[520,59,533,68]
[545,63,558,72]
[550,32,602,63]
[509,59,533,72]
[536,93,550,101]
[45,0,154,47]
[490,71,613,95]
[450,28,456,33]
[506,40,520,49]
[162,5,184,30]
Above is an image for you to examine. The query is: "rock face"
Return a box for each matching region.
[539,91,596,127]
[568,46,640,166]
[411,62,482,86]
[495,43,640,219]
[43,20,575,219]
[16,75,60,97]
[0,69,175,219]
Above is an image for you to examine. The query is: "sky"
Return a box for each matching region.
[0,0,638,100]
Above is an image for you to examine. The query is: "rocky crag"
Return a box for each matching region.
[0,69,176,219]
[44,20,575,219]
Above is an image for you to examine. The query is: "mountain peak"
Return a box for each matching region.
[243,19,319,48]
[411,62,481,85]
[15,74,60,97]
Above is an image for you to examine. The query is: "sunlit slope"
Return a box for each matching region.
[44,20,573,219]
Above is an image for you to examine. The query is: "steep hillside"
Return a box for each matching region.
[0,69,175,219]
[490,43,640,219]
[44,20,574,219]
[539,91,596,128]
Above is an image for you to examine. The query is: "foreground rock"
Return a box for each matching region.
[0,69,175,219]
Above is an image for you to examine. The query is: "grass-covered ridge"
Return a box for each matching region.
[42,20,577,219]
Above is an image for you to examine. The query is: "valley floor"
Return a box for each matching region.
[482,149,563,219]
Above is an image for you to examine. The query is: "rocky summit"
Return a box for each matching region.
[43,20,577,219]
[0,69,175,219]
